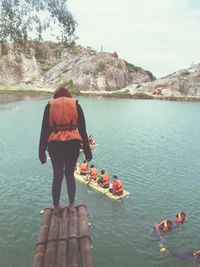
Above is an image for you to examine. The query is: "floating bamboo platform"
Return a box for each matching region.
[32,204,94,267]
[74,171,130,200]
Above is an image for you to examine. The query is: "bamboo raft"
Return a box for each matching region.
[32,204,94,267]
[74,171,130,200]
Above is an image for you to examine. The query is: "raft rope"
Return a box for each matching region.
[35,234,91,248]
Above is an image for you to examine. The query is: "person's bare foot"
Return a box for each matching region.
[53,206,63,215]
[68,204,75,213]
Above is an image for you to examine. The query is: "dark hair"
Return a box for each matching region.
[166,220,173,229]
[54,85,72,99]
[176,212,186,218]
[101,170,105,174]
[113,175,118,179]
[90,164,94,168]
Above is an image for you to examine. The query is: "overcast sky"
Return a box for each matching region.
[67,0,200,78]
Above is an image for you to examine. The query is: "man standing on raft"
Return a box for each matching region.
[39,85,92,214]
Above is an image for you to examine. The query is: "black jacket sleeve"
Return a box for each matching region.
[77,102,92,161]
[39,104,51,159]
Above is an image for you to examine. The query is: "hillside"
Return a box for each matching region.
[125,64,200,98]
[0,42,155,93]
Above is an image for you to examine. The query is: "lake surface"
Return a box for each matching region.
[0,97,200,267]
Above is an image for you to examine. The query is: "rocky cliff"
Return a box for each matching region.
[0,42,154,92]
[125,64,200,97]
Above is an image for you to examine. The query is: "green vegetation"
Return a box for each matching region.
[124,60,156,81]
[145,70,156,81]
[40,62,55,71]
[111,89,132,98]
[124,60,142,72]
[96,61,106,72]
[0,41,9,56]
[181,71,190,76]
[132,92,154,99]
[0,0,76,46]
[64,80,79,96]
[0,84,51,94]
[35,42,47,60]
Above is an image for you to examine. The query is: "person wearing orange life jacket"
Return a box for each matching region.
[39,85,92,215]
[109,175,124,196]
[174,212,186,224]
[80,160,88,175]
[88,135,96,146]
[97,170,110,188]
[88,164,98,180]
[155,220,173,232]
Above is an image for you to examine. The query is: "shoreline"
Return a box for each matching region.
[79,90,200,102]
[0,88,52,105]
[1,84,200,104]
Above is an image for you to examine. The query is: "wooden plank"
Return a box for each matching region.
[32,205,94,267]
[43,213,60,267]
[78,205,93,267]
[32,209,52,267]
[68,208,80,267]
[56,208,69,267]
[74,171,130,200]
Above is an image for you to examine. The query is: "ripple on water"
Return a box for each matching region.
[1,99,200,267]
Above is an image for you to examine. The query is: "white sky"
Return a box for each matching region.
[67,0,200,78]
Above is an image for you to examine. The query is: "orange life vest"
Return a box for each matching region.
[114,179,123,194]
[90,167,98,180]
[80,163,88,175]
[48,97,82,143]
[102,173,110,187]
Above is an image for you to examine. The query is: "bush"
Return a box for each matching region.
[96,61,106,72]
[124,60,142,72]
[0,41,9,56]
[64,79,79,96]
[40,62,55,71]
[35,43,47,59]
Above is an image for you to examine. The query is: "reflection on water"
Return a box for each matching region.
[0,98,200,267]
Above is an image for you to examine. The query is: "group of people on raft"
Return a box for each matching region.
[78,160,124,196]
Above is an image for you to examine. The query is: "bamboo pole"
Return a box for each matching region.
[32,209,52,267]
[78,205,94,267]
[56,207,69,267]
[43,212,60,267]
[68,208,80,267]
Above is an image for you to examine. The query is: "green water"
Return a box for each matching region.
[0,97,200,267]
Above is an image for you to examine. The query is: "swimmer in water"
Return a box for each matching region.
[169,249,200,264]
[174,212,187,225]
[151,220,173,241]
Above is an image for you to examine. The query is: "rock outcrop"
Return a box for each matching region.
[0,42,154,92]
[125,64,200,97]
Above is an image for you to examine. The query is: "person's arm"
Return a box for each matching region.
[39,104,51,164]
[77,102,92,161]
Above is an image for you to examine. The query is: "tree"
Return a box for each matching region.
[0,0,76,45]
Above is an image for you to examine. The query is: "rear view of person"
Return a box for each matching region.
[97,170,110,188]
[80,160,88,175]
[109,175,123,196]
[89,164,98,180]
[39,85,92,214]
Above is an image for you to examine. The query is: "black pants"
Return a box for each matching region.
[48,140,80,206]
